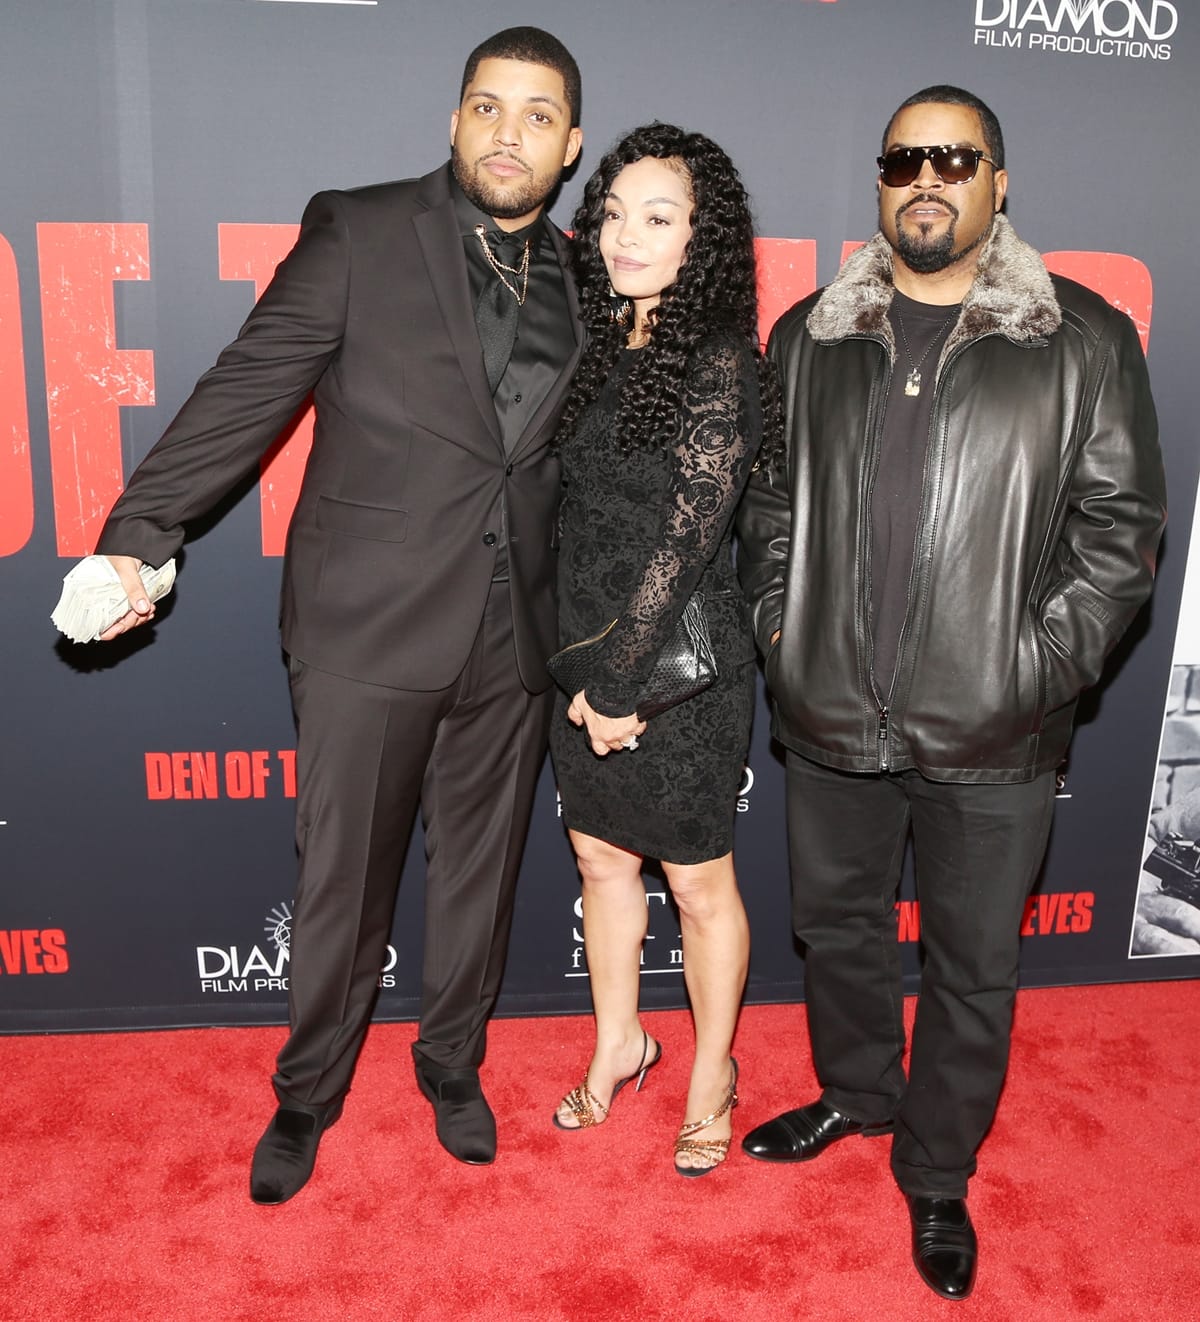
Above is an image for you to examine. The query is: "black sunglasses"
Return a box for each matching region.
[877,144,998,188]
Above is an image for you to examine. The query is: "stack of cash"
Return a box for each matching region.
[51,556,177,643]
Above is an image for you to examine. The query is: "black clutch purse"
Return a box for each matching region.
[547,594,717,720]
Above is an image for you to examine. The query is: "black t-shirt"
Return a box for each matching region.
[870,290,959,699]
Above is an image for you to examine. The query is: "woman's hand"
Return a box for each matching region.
[568,690,647,756]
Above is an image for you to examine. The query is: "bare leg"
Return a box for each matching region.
[555,831,660,1127]
[665,851,749,1170]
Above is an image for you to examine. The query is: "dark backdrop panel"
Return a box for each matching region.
[2,0,1197,1031]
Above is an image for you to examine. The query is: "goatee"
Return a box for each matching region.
[894,198,992,275]
[452,146,555,222]
[897,227,957,274]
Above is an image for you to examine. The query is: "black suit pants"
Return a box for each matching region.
[785,751,1056,1198]
[273,582,552,1108]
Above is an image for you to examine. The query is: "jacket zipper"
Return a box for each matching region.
[859,335,894,773]
[869,334,980,771]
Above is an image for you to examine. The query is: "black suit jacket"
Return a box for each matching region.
[97,165,582,690]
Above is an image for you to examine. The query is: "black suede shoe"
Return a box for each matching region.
[741,1097,893,1163]
[908,1196,977,1300]
[249,1100,343,1205]
[415,1064,497,1165]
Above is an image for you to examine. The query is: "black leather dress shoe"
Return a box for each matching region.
[415,1065,496,1165]
[741,1097,893,1163]
[908,1196,977,1300]
[249,1100,343,1205]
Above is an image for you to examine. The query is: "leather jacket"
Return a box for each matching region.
[737,216,1166,783]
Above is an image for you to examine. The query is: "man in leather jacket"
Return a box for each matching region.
[736,86,1165,1301]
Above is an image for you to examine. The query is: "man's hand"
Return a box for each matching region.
[567,690,647,756]
[1134,788,1200,955]
[98,555,154,640]
[1133,884,1200,954]
[1150,786,1200,845]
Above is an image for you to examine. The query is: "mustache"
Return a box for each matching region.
[898,194,959,221]
[478,150,532,174]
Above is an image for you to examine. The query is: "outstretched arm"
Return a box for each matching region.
[90,191,352,635]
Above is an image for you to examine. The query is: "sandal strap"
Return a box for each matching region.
[674,1136,732,1162]
[560,1080,609,1128]
[675,1082,739,1141]
[631,1030,651,1078]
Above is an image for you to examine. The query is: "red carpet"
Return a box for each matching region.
[2,982,1198,1321]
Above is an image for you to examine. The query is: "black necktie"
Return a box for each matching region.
[475,231,524,395]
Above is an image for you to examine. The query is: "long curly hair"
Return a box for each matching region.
[556,122,781,466]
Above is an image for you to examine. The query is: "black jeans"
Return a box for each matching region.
[785,752,1056,1198]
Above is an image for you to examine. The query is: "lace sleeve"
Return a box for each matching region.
[586,338,761,716]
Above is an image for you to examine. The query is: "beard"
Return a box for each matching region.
[451,145,559,221]
[892,196,991,274]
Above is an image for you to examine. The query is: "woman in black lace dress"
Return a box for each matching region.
[549,124,778,1174]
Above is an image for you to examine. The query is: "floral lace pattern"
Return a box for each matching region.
[558,335,762,716]
[550,334,762,864]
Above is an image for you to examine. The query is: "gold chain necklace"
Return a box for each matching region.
[474,224,530,306]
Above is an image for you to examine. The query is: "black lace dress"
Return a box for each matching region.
[549,334,762,865]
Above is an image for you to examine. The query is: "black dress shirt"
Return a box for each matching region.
[452,179,574,453]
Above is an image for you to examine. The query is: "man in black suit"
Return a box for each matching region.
[92,27,583,1203]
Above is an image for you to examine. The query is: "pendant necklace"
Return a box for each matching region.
[474,224,530,305]
[896,307,954,397]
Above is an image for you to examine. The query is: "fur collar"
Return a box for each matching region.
[806,214,1061,368]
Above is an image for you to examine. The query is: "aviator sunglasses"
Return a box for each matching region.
[877,144,998,188]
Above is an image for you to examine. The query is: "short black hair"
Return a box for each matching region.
[883,85,1004,169]
[460,27,581,128]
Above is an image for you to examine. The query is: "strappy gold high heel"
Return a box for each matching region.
[674,1058,739,1177]
[553,1029,662,1130]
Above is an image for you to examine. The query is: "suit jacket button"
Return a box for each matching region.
[505,464,514,476]
[482,531,497,546]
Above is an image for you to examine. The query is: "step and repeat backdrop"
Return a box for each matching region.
[3,0,1198,1032]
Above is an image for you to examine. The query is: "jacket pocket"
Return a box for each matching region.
[316,495,409,542]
